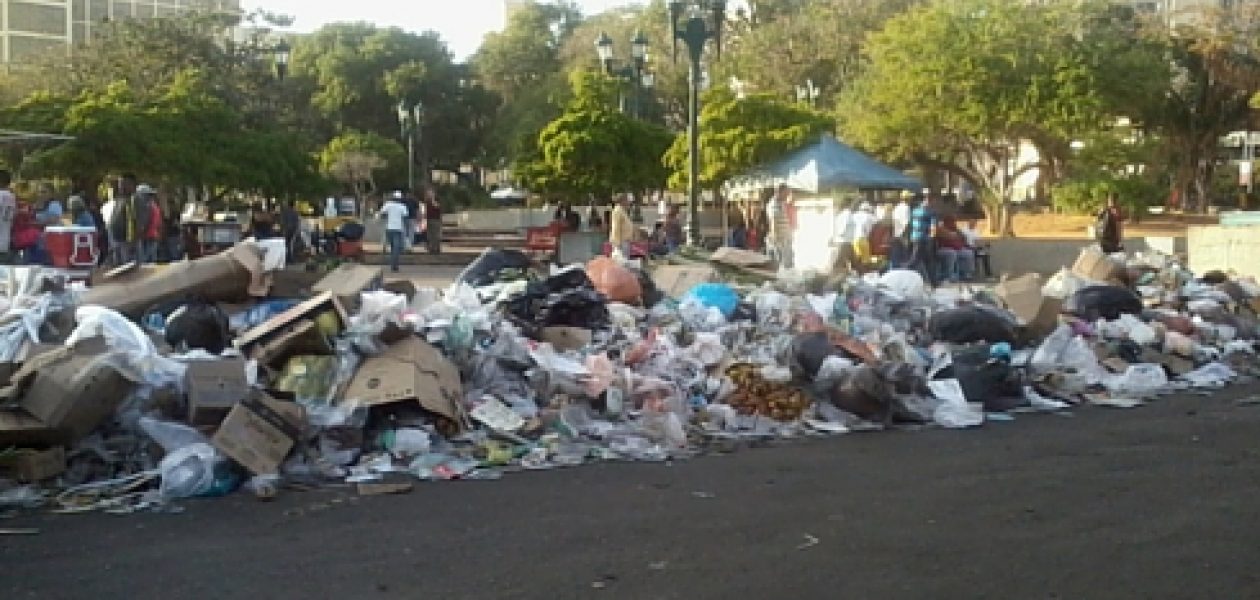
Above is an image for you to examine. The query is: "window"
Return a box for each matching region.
[73,22,89,43]
[90,0,110,21]
[8,35,69,63]
[113,1,136,19]
[73,0,88,21]
[9,2,70,36]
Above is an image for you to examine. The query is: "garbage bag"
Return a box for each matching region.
[683,283,740,318]
[165,301,231,355]
[636,269,665,308]
[1066,286,1143,321]
[791,331,839,379]
[928,306,1017,345]
[458,248,534,288]
[587,257,642,304]
[944,346,1025,411]
[827,366,895,423]
[337,221,365,241]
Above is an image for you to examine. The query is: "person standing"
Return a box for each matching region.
[850,201,876,269]
[0,170,16,262]
[108,174,137,265]
[280,200,301,262]
[124,183,155,265]
[422,187,444,255]
[143,192,163,263]
[377,192,409,272]
[608,194,635,257]
[1096,193,1125,254]
[907,194,939,286]
[832,200,856,272]
[767,184,795,269]
[663,205,684,253]
[400,191,419,251]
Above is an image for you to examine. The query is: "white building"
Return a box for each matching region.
[0,0,240,65]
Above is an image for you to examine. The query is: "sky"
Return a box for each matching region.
[242,0,647,60]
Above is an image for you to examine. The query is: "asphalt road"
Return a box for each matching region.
[3,386,1259,600]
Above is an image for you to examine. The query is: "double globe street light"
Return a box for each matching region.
[668,0,725,248]
[594,30,656,119]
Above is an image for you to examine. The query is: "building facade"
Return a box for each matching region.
[0,0,239,64]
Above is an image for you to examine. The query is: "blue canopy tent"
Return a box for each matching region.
[726,134,920,194]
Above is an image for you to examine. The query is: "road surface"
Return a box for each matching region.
[3,385,1259,599]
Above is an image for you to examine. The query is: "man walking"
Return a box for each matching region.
[423,187,443,255]
[906,193,938,286]
[767,184,795,269]
[377,192,409,272]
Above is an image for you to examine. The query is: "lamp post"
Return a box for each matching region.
[795,79,819,107]
[396,101,424,193]
[669,0,726,248]
[595,30,655,119]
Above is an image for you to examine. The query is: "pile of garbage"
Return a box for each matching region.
[0,242,1257,512]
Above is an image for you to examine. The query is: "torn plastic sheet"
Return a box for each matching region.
[1181,362,1238,388]
[67,306,187,390]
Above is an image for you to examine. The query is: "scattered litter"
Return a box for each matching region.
[796,533,820,550]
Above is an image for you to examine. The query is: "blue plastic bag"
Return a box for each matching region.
[683,283,740,318]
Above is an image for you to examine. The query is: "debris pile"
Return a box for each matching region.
[0,242,1257,513]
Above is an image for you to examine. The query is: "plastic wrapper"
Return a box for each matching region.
[67,305,187,391]
[878,269,927,300]
[457,248,533,288]
[1106,364,1169,395]
[587,257,642,304]
[684,283,740,318]
[139,416,227,499]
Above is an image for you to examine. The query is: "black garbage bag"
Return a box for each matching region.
[730,302,757,323]
[635,269,665,308]
[791,332,839,379]
[1066,285,1143,321]
[940,346,1025,412]
[929,306,1017,345]
[337,221,365,242]
[458,248,534,288]
[165,301,231,354]
[538,266,593,294]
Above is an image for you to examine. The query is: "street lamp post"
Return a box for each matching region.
[396,101,424,193]
[595,30,655,119]
[669,0,726,248]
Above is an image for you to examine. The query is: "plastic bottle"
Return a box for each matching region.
[380,428,432,458]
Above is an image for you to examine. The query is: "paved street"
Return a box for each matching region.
[3,386,1258,599]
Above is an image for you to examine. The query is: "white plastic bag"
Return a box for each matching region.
[878,270,926,300]
[68,306,187,390]
[929,379,983,429]
[1107,364,1168,395]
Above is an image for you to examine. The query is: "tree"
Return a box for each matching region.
[838,0,1154,235]
[662,89,833,191]
[319,131,409,199]
[717,0,923,106]
[516,71,672,199]
[291,23,492,180]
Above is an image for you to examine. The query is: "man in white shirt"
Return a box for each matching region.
[891,191,912,239]
[377,193,409,272]
[0,170,16,259]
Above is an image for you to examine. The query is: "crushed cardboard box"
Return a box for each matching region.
[211,393,305,476]
[313,264,384,311]
[341,337,464,427]
[186,358,250,426]
[653,265,716,299]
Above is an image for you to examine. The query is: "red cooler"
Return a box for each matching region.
[45,226,98,268]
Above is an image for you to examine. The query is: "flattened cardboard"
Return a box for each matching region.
[341,337,463,426]
[653,265,716,298]
[269,269,325,299]
[996,273,1063,340]
[312,264,384,311]
[0,446,65,482]
[710,247,772,267]
[541,326,592,352]
[211,394,304,476]
[186,359,250,425]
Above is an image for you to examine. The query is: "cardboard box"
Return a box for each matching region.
[0,446,65,482]
[269,269,325,299]
[1071,247,1124,283]
[211,394,304,476]
[341,337,463,426]
[0,409,68,446]
[995,273,1063,340]
[541,326,593,352]
[186,358,250,426]
[7,339,132,440]
[234,291,345,360]
[313,264,384,311]
[653,265,716,298]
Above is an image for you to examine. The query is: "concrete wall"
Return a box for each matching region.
[1187,225,1260,280]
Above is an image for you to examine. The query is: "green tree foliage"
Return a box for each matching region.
[291,23,496,175]
[516,71,672,198]
[319,131,409,194]
[838,0,1160,234]
[718,0,922,105]
[662,89,833,191]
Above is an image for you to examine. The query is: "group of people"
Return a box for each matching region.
[544,194,684,260]
[377,186,444,272]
